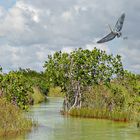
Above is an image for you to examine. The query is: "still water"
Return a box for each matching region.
[1,97,140,140]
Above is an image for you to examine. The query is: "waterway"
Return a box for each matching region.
[1,97,140,140]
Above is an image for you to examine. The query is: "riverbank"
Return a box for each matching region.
[0,87,46,137]
[65,78,140,123]
[69,108,136,122]
[0,98,34,137]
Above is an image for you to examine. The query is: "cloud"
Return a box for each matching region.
[85,43,110,54]
[0,0,139,73]
[117,39,140,73]
[0,44,55,72]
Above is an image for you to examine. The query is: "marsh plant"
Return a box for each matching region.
[0,98,33,136]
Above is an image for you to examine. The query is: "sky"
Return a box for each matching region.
[0,0,140,73]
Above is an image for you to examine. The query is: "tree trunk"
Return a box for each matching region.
[69,81,82,111]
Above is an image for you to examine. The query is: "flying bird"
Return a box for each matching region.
[97,13,125,43]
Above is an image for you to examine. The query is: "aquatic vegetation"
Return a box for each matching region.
[69,108,134,122]
[70,72,140,122]
[0,98,33,136]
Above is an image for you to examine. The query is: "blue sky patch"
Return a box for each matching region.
[0,0,16,9]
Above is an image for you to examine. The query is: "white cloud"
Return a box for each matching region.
[16,1,40,23]
[85,43,110,54]
[62,11,73,21]
[62,46,74,53]
[0,0,139,73]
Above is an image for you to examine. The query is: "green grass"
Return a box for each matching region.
[74,82,140,122]
[65,76,140,123]
[69,108,135,122]
[0,98,33,137]
[31,87,46,104]
[48,86,65,97]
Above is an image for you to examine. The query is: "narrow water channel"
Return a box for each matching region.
[1,97,140,140]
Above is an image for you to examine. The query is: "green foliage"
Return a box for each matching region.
[31,87,46,104]
[44,48,124,88]
[44,52,70,89]
[78,72,140,121]
[0,67,48,109]
[124,71,140,95]
[48,86,65,97]
[17,68,49,95]
[1,71,33,110]
[0,66,2,72]
[44,48,124,110]
[0,98,33,136]
[83,84,132,111]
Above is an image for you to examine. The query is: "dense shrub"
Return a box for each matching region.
[1,72,33,110]
[44,48,124,111]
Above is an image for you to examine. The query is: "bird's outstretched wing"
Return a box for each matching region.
[114,13,125,32]
[97,32,116,43]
